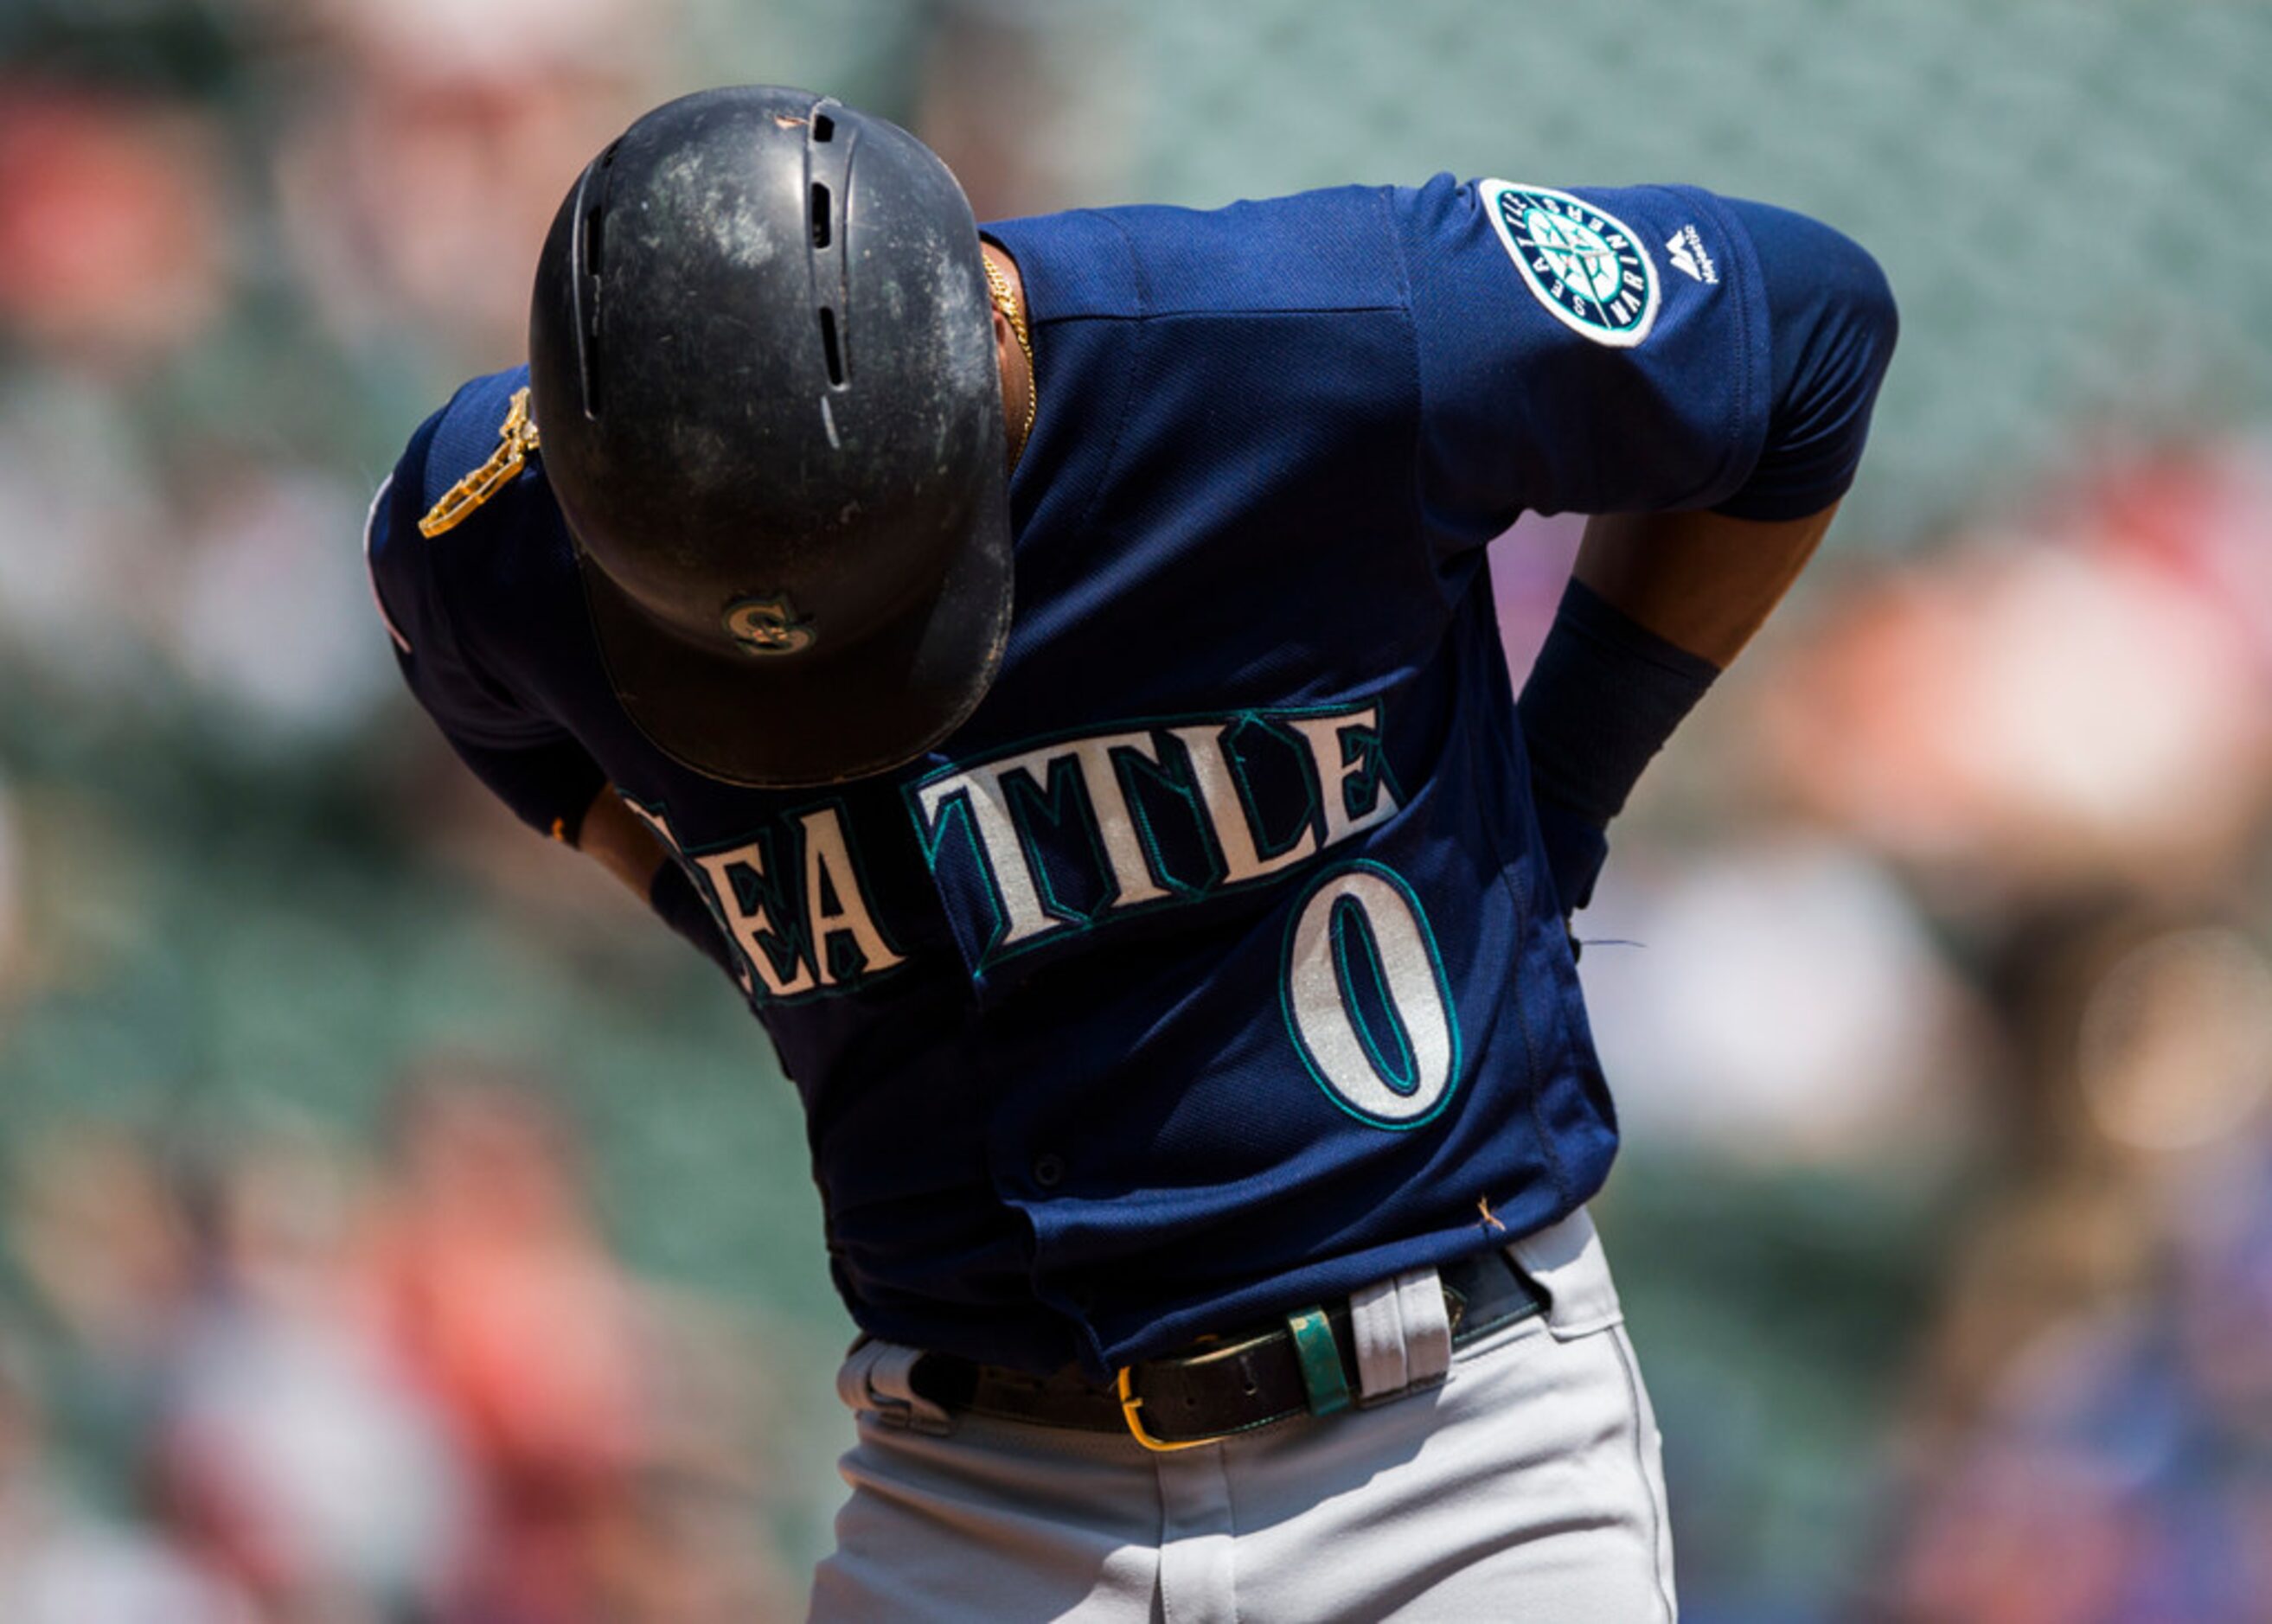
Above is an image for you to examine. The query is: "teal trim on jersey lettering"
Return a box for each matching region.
[797,794,911,989]
[1117,744,1223,902]
[1330,892,1420,1095]
[906,780,969,873]
[710,826,809,994]
[1220,713,1324,870]
[912,751,1211,971]
[1278,859,1465,1132]
[626,792,906,1007]
[1330,714,1405,830]
[906,784,1017,962]
[906,778,1089,968]
[906,696,1396,800]
[905,696,1392,975]
[1004,752,1116,932]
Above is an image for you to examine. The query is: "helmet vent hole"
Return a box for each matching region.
[811,112,835,143]
[810,182,832,249]
[582,206,606,278]
[577,203,606,418]
[818,306,846,387]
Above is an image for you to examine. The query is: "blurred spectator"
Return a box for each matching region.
[2073,440,2272,689]
[8,1123,195,1442]
[306,0,667,81]
[911,0,1138,221]
[372,1060,787,1621]
[0,82,232,368]
[168,463,396,745]
[1764,453,2272,916]
[1888,1144,2272,1623]
[152,1121,471,1621]
[0,374,169,694]
[274,0,667,359]
[4,1089,791,1621]
[0,776,19,997]
[1581,835,1986,1165]
[1855,791,2272,1618]
[2076,927,2272,1158]
[0,1331,254,1624]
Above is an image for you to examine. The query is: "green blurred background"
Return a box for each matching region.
[3,1,2272,1619]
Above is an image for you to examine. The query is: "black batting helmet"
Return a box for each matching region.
[528,86,1013,789]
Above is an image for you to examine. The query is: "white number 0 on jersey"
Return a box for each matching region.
[1280,862,1462,1128]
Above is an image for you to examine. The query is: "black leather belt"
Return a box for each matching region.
[907,1248,1548,1449]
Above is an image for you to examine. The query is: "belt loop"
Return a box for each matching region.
[1399,1268,1452,1386]
[1350,1267,1451,1403]
[841,1338,952,1435]
[1508,1206,1623,1339]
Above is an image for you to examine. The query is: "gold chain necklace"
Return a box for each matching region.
[419,385,541,537]
[984,254,1037,464]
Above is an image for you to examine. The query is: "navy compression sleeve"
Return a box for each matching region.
[1519,579,1719,915]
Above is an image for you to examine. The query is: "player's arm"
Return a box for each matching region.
[391,617,738,981]
[1573,502,1837,671]
[576,784,670,892]
[1514,505,1834,924]
[569,783,739,977]
[1501,198,1896,917]
[365,392,739,979]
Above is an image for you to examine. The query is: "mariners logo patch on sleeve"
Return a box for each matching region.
[1478,182,1660,348]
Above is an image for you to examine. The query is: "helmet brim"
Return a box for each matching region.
[576,467,1014,789]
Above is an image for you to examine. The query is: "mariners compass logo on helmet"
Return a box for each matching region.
[724,593,816,655]
[1478,182,1661,348]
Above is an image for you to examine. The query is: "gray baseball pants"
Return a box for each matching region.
[810,1208,1677,1622]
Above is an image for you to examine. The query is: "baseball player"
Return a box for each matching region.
[367,86,1894,1620]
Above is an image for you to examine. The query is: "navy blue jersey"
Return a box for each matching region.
[370,176,1807,1379]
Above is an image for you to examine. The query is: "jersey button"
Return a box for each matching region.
[1031,1153,1066,1190]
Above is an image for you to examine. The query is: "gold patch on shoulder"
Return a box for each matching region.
[418,386,542,537]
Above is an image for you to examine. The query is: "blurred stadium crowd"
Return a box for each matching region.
[0,1065,790,1621]
[2,0,2271,1619]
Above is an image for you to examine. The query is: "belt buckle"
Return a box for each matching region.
[1115,1366,1219,1453]
[1114,1327,1278,1453]
[1116,1306,1352,1452]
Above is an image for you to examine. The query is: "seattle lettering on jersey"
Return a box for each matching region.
[628,700,1401,1001]
[912,700,1398,975]
[627,798,906,1002]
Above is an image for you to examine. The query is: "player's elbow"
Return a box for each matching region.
[1852,241,1898,359]
[1807,217,1899,392]
[1713,201,1898,522]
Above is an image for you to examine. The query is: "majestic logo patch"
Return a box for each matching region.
[1478,182,1660,348]
[723,593,816,655]
[1665,224,1718,285]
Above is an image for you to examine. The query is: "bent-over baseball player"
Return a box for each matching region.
[367,85,1895,1620]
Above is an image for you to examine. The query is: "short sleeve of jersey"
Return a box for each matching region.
[366,370,605,834]
[1395,175,1776,551]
